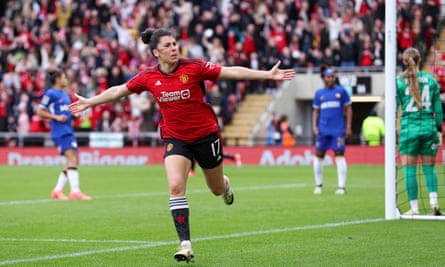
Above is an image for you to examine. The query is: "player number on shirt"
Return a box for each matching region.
[406,85,431,112]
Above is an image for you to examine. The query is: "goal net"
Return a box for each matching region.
[386,0,445,220]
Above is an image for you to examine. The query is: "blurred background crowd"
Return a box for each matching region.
[0,0,441,146]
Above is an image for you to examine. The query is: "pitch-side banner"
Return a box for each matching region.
[0,146,415,166]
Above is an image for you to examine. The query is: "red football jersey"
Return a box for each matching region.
[126,58,222,142]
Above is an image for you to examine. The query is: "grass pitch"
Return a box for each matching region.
[1,165,444,266]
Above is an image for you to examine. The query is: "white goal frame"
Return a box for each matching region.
[385,0,445,220]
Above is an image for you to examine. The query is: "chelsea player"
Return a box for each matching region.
[312,65,352,195]
[38,69,91,200]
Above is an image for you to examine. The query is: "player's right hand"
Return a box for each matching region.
[69,94,90,114]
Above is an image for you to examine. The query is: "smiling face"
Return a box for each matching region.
[153,35,179,65]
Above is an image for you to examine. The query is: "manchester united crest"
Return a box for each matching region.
[179,74,188,83]
[167,143,174,152]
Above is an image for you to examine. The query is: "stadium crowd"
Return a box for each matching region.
[0,0,441,146]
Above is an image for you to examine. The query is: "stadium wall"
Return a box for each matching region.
[0,146,426,166]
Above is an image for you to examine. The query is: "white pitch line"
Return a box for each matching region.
[0,218,384,266]
[0,238,151,244]
[0,184,307,206]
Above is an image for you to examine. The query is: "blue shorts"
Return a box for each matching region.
[53,134,78,155]
[315,134,346,152]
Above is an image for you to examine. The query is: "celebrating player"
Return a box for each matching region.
[69,27,296,262]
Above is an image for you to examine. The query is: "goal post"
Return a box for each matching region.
[385,0,398,220]
[385,0,445,220]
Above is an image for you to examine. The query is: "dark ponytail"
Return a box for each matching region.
[141,28,154,45]
[140,28,175,56]
[401,48,422,111]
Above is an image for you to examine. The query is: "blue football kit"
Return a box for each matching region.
[39,88,77,154]
[313,85,351,152]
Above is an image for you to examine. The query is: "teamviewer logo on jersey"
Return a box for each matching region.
[158,89,191,102]
[181,89,190,99]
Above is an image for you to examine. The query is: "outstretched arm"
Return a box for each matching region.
[218,61,296,81]
[69,84,132,114]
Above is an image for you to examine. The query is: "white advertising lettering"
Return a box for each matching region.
[8,151,149,166]
[320,101,340,109]
[259,149,333,166]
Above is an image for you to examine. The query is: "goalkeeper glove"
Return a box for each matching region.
[438,132,443,146]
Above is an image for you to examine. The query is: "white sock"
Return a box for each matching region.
[313,157,324,186]
[410,200,419,213]
[430,192,438,206]
[181,240,192,249]
[67,168,80,193]
[54,171,68,191]
[336,156,347,188]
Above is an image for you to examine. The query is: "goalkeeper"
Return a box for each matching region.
[396,47,443,216]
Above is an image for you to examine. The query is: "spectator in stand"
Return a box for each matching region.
[397,23,414,53]
[183,36,205,59]
[338,30,358,69]
[96,109,113,132]
[127,115,143,147]
[279,114,296,147]
[202,34,226,63]
[373,40,384,67]
[16,103,30,135]
[318,0,331,17]
[110,14,135,49]
[421,15,436,52]
[0,87,8,131]
[37,69,91,201]
[423,0,440,30]
[266,112,282,146]
[326,11,343,47]
[358,37,374,70]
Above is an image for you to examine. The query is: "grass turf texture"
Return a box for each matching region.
[0,165,444,266]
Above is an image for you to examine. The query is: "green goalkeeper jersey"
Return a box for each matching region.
[396,71,443,155]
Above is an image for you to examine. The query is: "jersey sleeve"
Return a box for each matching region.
[342,87,352,105]
[39,90,52,110]
[312,90,320,109]
[198,60,222,81]
[126,72,148,94]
